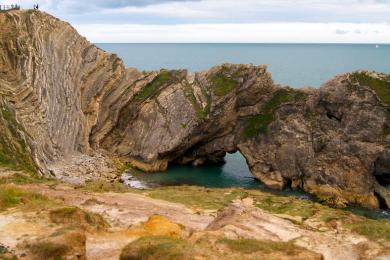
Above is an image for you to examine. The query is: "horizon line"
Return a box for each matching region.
[94,42,389,45]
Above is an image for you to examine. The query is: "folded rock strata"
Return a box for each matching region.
[1,10,389,208]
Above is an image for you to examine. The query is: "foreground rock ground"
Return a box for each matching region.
[1,10,390,209]
[1,170,390,260]
[1,9,390,260]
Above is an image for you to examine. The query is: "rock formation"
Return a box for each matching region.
[0,10,389,208]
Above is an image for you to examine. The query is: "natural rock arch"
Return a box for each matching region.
[0,10,389,209]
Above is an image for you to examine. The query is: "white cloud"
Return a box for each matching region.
[75,23,390,43]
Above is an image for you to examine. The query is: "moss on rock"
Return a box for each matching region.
[134,69,176,102]
[208,73,238,96]
[350,71,390,106]
[0,102,37,173]
[243,88,307,138]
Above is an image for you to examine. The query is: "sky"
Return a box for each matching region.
[3,0,390,43]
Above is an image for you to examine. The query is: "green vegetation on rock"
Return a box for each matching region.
[0,102,37,173]
[384,127,390,136]
[350,71,390,106]
[208,73,238,96]
[143,186,247,210]
[119,235,314,260]
[111,54,120,71]
[120,236,195,260]
[347,219,390,242]
[218,238,299,255]
[183,82,211,119]
[0,185,48,212]
[243,88,307,138]
[0,172,56,186]
[242,114,275,138]
[255,194,317,219]
[49,206,108,230]
[134,70,175,102]
[30,241,69,260]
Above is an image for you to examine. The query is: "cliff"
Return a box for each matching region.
[1,10,389,209]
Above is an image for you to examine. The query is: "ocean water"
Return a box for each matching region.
[99,43,390,216]
[96,43,390,87]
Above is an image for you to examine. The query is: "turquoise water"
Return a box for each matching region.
[122,152,311,198]
[96,43,390,87]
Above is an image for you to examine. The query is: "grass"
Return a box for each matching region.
[30,241,69,260]
[254,194,318,219]
[0,185,49,212]
[208,73,238,96]
[120,236,196,260]
[134,70,174,102]
[140,186,317,219]
[346,219,390,242]
[0,172,56,185]
[142,186,247,210]
[263,88,307,114]
[120,236,312,260]
[350,71,390,106]
[243,88,307,138]
[218,238,299,255]
[81,179,129,193]
[49,206,108,230]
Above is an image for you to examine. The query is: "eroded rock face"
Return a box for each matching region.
[0,10,389,208]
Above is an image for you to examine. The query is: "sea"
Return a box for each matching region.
[96,43,390,87]
[96,43,390,218]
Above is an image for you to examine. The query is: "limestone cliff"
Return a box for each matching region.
[1,10,389,209]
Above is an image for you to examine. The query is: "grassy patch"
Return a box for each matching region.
[262,88,307,114]
[134,70,175,102]
[0,103,37,173]
[142,186,247,210]
[254,194,318,219]
[208,73,238,96]
[242,88,307,138]
[219,238,299,255]
[82,179,129,193]
[30,241,69,260]
[242,114,274,138]
[120,236,195,260]
[49,206,108,230]
[0,172,56,185]
[350,71,390,106]
[347,219,390,242]
[0,185,49,212]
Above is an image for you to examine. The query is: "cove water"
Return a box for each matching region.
[97,43,390,218]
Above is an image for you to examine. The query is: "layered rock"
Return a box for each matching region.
[0,10,389,208]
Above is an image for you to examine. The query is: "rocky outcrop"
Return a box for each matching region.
[0,10,389,208]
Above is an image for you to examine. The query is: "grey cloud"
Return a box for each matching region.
[336,29,348,35]
[47,0,200,13]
